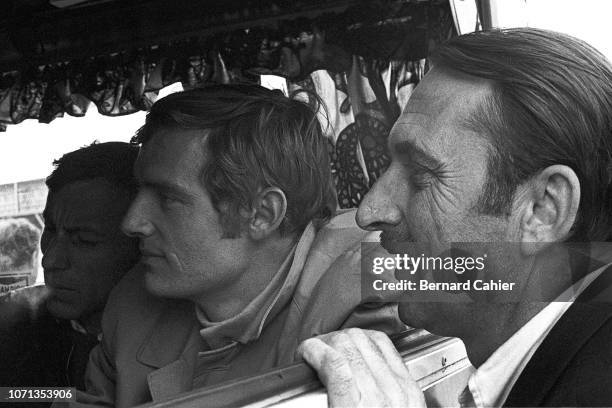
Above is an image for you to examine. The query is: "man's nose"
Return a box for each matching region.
[41,236,69,272]
[356,174,402,231]
[121,196,155,238]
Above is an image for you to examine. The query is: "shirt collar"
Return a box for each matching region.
[195,222,317,350]
[462,263,609,408]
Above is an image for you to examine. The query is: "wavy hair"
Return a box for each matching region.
[133,84,336,237]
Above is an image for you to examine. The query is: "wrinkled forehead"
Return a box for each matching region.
[389,67,494,149]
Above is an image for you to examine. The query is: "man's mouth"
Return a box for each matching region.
[47,285,77,300]
[141,252,163,258]
[139,246,164,258]
[44,277,74,293]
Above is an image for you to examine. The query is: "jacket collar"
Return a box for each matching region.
[504,264,612,406]
[138,224,318,401]
[137,222,317,368]
[195,222,317,349]
[137,297,202,369]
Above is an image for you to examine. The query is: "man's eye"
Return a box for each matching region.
[71,235,99,247]
[160,193,181,207]
[410,173,431,191]
[406,165,433,191]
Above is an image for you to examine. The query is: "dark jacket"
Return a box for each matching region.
[0,286,99,406]
[505,267,612,407]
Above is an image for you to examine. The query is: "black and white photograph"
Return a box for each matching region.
[0,0,611,407]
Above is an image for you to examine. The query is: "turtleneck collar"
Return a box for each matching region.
[195,222,317,351]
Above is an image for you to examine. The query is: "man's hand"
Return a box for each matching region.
[297,328,426,408]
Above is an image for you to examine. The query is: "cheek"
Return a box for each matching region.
[408,195,442,241]
[71,247,131,290]
[172,218,221,261]
[73,266,119,311]
[47,290,87,320]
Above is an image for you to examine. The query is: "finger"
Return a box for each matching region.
[360,330,427,407]
[298,337,361,407]
[326,330,389,405]
[363,330,414,384]
[342,329,414,407]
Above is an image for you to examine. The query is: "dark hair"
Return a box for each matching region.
[46,142,139,197]
[432,28,612,241]
[132,84,336,236]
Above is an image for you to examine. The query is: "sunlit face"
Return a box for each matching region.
[356,68,518,337]
[41,179,138,321]
[121,130,251,302]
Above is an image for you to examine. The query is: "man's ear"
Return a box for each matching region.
[247,187,287,240]
[519,165,580,255]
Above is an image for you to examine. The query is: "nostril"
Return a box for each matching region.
[365,222,388,231]
[121,220,138,237]
[122,218,153,238]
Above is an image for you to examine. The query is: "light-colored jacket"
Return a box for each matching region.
[74,210,404,407]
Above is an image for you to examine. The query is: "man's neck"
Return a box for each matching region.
[462,301,547,367]
[194,235,297,323]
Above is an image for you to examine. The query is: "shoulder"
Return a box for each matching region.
[293,210,403,338]
[304,209,376,271]
[101,265,168,345]
[298,209,368,293]
[100,264,197,354]
[564,315,612,405]
[0,286,71,387]
[302,209,391,300]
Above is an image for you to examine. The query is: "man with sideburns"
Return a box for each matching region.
[299,28,612,407]
[74,84,404,407]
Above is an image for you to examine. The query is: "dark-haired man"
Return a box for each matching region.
[0,142,140,393]
[299,28,612,407]
[77,84,403,407]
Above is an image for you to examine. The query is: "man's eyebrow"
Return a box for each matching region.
[64,226,107,236]
[140,180,193,200]
[391,140,442,169]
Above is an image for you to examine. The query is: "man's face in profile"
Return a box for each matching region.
[356,68,515,336]
[41,178,138,322]
[121,130,251,302]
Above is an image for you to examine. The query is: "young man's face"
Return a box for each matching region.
[356,68,518,337]
[41,178,138,322]
[122,129,251,303]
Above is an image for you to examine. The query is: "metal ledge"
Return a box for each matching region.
[141,329,472,408]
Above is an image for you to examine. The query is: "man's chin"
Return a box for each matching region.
[398,302,464,338]
[46,297,81,321]
[139,255,167,272]
[143,271,174,299]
